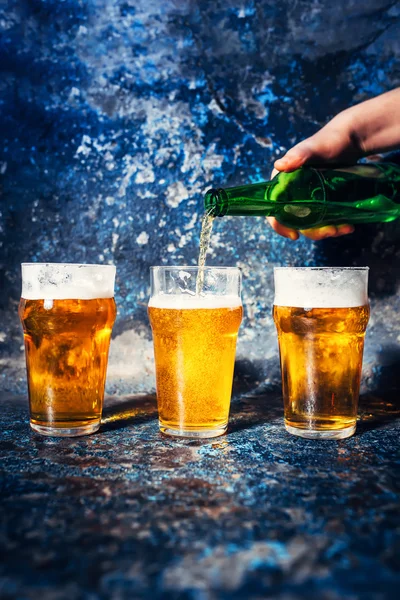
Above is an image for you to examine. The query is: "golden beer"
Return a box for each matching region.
[274,305,369,435]
[273,268,369,439]
[148,267,242,438]
[19,264,116,436]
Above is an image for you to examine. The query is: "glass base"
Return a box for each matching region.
[30,421,100,437]
[159,423,227,439]
[285,423,356,440]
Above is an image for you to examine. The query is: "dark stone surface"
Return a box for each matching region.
[1,0,400,394]
[1,391,399,599]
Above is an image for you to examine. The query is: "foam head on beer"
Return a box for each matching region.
[21,263,116,300]
[148,294,242,309]
[274,267,369,308]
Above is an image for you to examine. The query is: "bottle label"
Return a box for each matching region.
[283,205,312,218]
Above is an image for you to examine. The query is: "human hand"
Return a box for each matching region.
[269,87,400,240]
[268,120,360,240]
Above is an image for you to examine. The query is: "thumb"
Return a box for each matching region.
[274,140,315,172]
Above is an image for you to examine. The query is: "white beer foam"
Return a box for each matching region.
[274,267,368,308]
[148,293,242,309]
[21,263,116,300]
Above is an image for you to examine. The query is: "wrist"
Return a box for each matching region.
[328,109,366,156]
[337,89,400,156]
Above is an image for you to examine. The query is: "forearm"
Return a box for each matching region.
[342,88,400,155]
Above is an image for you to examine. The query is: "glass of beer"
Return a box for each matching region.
[19,263,117,437]
[148,266,242,438]
[273,267,369,440]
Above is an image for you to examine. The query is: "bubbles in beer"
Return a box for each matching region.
[149,294,241,310]
[274,304,369,435]
[148,300,242,434]
[19,297,116,431]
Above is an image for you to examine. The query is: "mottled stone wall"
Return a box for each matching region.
[1,0,400,396]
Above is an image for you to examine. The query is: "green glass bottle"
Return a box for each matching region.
[204,163,400,229]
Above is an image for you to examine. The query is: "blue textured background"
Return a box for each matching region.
[1,2,400,598]
[1,0,400,395]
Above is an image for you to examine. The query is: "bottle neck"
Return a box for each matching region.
[204,181,276,217]
[204,188,229,217]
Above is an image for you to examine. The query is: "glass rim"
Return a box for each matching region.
[150,265,241,272]
[21,262,115,269]
[274,266,369,272]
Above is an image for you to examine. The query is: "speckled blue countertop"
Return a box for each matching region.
[1,391,399,599]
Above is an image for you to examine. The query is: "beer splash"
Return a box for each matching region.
[196,211,214,295]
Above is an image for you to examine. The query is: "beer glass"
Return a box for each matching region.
[19,263,117,437]
[148,266,242,438]
[273,267,369,440]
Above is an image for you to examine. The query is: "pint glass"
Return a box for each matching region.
[148,267,242,438]
[19,263,117,437]
[273,267,369,440]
